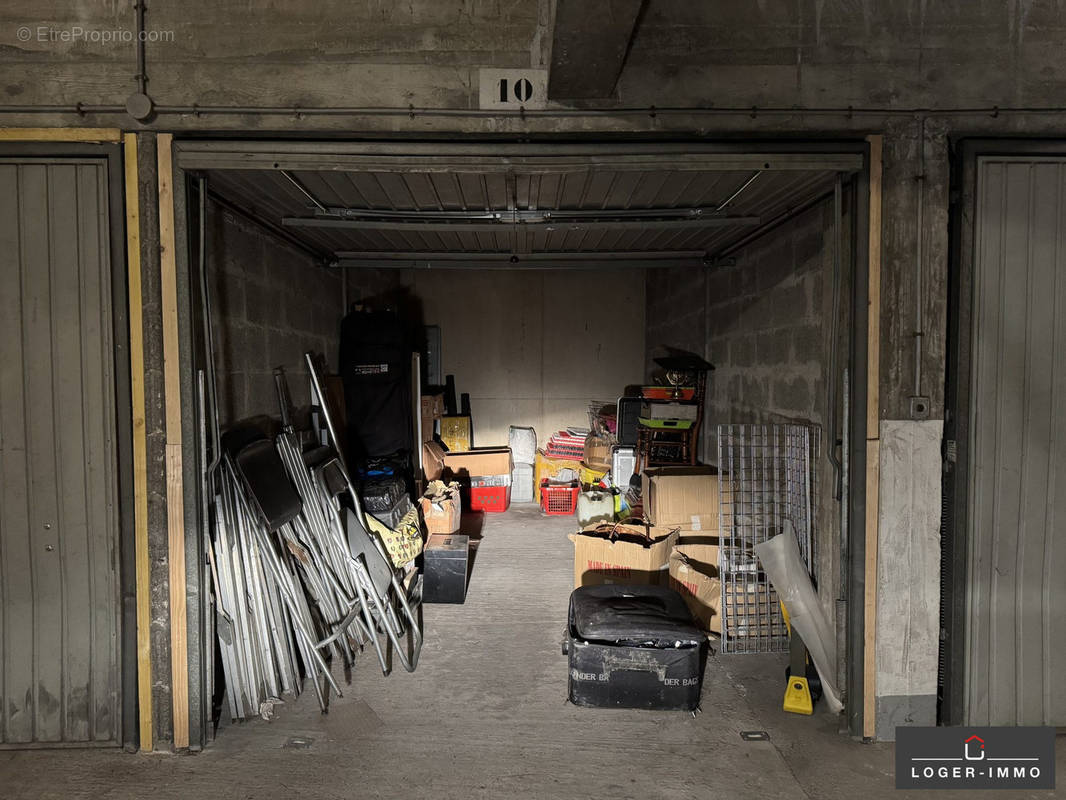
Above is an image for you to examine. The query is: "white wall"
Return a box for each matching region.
[400,268,646,448]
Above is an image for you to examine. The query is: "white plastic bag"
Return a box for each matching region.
[753,527,843,713]
[508,426,537,465]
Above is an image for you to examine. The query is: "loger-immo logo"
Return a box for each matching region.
[896,726,1056,790]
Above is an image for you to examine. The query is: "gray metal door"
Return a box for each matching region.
[965,156,1066,726]
[0,159,121,745]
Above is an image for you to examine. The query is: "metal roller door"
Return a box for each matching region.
[0,159,122,746]
[965,155,1066,726]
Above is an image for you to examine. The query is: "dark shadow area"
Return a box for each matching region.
[457,510,486,583]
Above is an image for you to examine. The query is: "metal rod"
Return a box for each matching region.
[840,367,850,599]
[332,249,707,261]
[134,1,147,96]
[5,103,1066,118]
[914,116,926,397]
[717,171,761,210]
[207,190,330,263]
[284,214,761,231]
[280,170,327,213]
[197,177,222,478]
[714,188,836,258]
[826,176,844,488]
[331,257,707,271]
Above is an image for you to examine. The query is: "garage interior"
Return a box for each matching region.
[3,1,1066,797]
[158,140,867,778]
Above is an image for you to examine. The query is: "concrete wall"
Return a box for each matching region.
[207,201,347,422]
[646,200,845,629]
[398,268,646,448]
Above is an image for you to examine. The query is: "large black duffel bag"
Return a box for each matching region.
[339,309,412,460]
[563,584,707,711]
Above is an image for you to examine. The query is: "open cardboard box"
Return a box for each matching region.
[569,522,680,589]
[668,540,721,634]
[442,447,513,480]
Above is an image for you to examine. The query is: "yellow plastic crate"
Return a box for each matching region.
[578,462,608,486]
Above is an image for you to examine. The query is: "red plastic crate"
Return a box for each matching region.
[540,481,580,515]
[641,386,695,401]
[471,484,511,513]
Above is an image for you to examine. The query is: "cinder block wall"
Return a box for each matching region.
[645,198,845,636]
[703,203,837,455]
[206,201,346,422]
[646,201,836,451]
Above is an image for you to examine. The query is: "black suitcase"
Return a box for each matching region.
[564,584,706,711]
[339,310,413,460]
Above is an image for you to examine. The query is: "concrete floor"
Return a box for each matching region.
[2,505,1063,799]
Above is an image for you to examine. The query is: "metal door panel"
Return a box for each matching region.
[967,157,1066,726]
[0,159,120,745]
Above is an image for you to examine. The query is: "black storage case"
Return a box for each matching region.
[564,585,706,711]
[423,534,469,604]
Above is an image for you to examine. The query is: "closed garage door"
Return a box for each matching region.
[965,155,1066,726]
[0,159,121,745]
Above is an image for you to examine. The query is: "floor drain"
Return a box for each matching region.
[740,730,770,741]
[284,736,314,749]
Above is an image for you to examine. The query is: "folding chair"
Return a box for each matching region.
[304,353,424,674]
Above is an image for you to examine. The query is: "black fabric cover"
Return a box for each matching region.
[569,584,705,648]
[339,310,412,460]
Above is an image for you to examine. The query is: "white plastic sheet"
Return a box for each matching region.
[753,527,843,713]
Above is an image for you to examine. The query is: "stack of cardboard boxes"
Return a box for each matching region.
[442,446,514,513]
[569,466,722,636]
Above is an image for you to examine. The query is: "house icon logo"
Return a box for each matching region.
[895,726,1055,790]
[964,735,985,761]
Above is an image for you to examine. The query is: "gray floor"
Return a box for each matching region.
[2,505,1063,799]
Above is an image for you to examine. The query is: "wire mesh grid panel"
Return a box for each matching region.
[717,423,814,654]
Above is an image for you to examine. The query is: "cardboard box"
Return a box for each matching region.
[583,435,612,469]
[569,522,680,589]
[422,440,446,482]
[421,393,445,420]
[641,466,719,532]
[443,447,513,480]
[420,394,445,443]
[420,482,461,534]
[668,542,722,634]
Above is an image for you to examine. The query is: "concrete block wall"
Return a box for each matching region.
[703,205,833,452]
[646,201,836,453]
[645,198,845,651]
[207,201,346,422]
